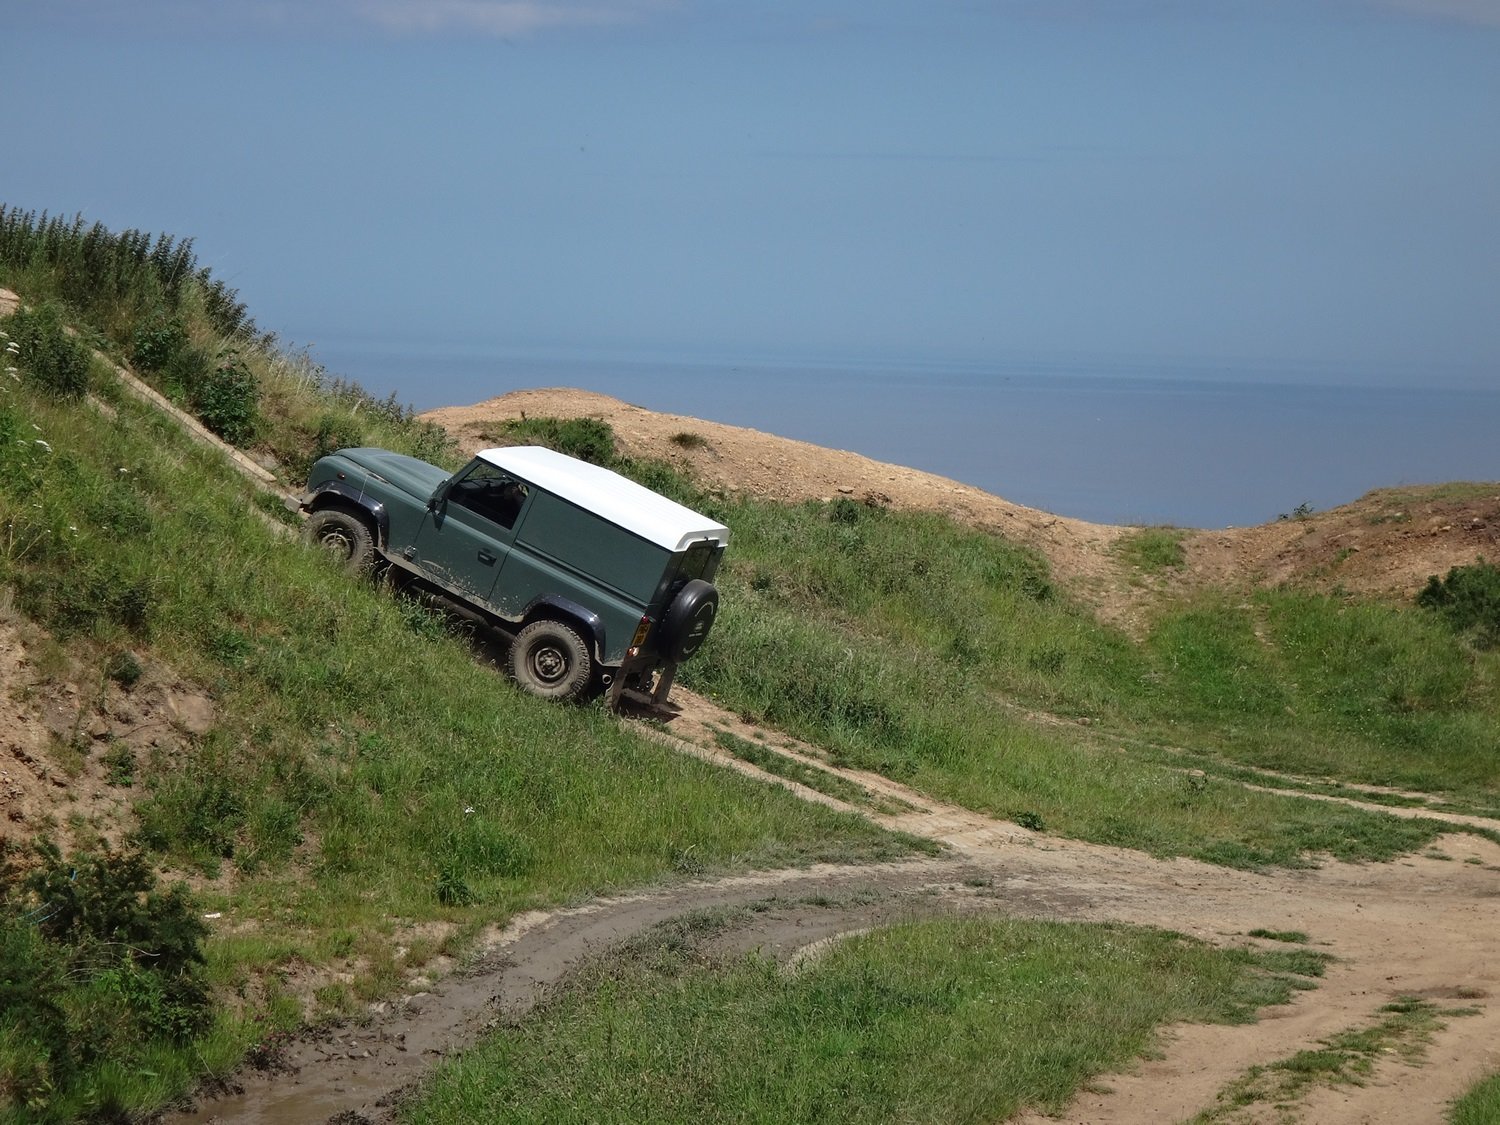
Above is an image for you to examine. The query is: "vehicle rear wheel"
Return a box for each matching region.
[509,620,593,702]
[305,509,375,576]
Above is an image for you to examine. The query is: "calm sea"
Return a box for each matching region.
[313,344,1498,530]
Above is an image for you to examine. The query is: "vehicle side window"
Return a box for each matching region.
[448,463,528,530]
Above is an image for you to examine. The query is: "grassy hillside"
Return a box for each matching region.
[491,417,1500,866]
[0,211,917,1121]
[3,209,1498,1121]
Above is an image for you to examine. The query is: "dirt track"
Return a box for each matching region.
[170,686,1500,1125]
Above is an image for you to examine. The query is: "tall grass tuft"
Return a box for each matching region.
[2,302,93,400]
[0,205,255,342]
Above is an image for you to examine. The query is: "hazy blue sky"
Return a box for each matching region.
[5,0,1498,389]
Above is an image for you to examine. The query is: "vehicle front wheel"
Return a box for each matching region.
[509,620,593,702]
[305,508,375,575]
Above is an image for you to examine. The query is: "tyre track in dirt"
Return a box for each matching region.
[663,688,1500,1124]
[169,687,1500,1125]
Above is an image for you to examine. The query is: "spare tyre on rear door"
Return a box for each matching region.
[658,579,719,663]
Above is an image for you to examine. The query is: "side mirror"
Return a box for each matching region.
[428,480,451,510]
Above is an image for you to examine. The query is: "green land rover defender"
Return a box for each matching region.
[300,445,729,707]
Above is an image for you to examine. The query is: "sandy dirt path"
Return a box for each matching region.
[169,687,1500,1125]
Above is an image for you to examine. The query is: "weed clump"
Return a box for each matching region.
[2,302,92,400]
[1417,560,1500,650]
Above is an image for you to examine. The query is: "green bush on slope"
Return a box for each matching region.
[1418,561,1500,650]
[0,845,212,1121]
[2,302,92,399]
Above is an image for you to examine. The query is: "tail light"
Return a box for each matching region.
[628,614,653,657]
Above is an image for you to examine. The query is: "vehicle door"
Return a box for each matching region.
[410,462,530,609]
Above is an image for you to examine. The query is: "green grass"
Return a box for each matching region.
[1450,1071,1500,1124]
[712,729,919,816]
[1247,928,1311,943]
[6,212,1499,1120]
[1115,525,1187,572]
[402,914,1325,1124]
[678,493,1500,865]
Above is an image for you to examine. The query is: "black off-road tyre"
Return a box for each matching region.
[509,620,594,702]
[305,508,376,576]
[659,579,719,663]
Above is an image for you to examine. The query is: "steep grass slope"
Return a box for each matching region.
[0,212,913,1121]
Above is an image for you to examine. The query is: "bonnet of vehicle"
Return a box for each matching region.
[310,447,452,500]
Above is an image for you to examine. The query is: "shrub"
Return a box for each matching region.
[406,418,458,465]
[130,311,188,372]
[496,416,616,465]
[0,844,213,1116]
[1417,560,1500,650]
[312,412,366,462]
[191,349,259,445]
[2,302,92,400]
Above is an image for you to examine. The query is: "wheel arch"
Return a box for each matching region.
[305,483,388,547]
[520,595,608,664]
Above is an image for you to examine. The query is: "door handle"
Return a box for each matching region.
[477,550,497,566]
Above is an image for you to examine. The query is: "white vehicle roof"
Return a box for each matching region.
[477,446,731,553]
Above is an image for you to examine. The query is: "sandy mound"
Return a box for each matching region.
[423,388,1500,613]
[423,388,1130,591]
